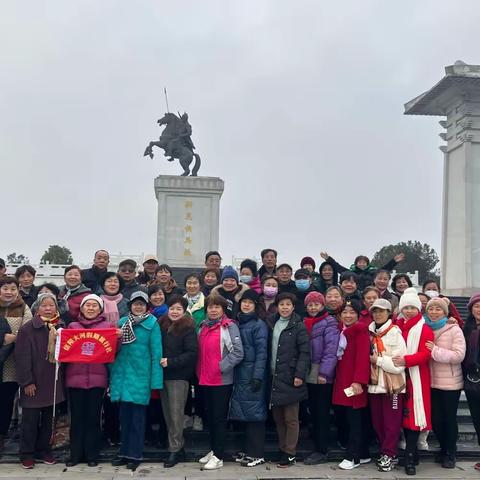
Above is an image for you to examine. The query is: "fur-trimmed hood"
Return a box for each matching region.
[211,283,250,303]
[159,314,195,336]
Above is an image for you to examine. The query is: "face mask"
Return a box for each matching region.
[239,275,252,284]
[424,290,439,299]
[263,286,278,298]
[295,279,310,291]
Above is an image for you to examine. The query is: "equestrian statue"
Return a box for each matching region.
[144,112,201,176]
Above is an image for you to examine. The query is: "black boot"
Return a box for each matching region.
[164,449,186,468]
[405,453,416,476]
[434,450,445,464]
[127,460,141,471]
[111,457,128,467]
[442,452,456,469]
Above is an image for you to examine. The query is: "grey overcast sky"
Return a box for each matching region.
[1,0,478,268]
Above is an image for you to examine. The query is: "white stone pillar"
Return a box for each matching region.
[154,175,224,268]
[405,62,480,296]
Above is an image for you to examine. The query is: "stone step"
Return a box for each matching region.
[457,408,475,422]
[1,429,479,464]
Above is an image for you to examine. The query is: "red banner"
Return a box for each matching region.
[55,328,118,363]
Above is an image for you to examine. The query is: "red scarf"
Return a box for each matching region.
[304,310,329,336]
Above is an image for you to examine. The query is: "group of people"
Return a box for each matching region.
[0,249,479,475]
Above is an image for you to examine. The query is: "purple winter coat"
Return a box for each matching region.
[65,314,112,389]
[309,314,340,384]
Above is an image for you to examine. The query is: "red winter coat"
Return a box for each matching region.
[333,321,370,408]
[359,309,372,325]
[397,313,433,431]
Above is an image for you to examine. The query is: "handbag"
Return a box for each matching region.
[371,363,406,394]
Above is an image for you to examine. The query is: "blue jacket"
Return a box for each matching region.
[229,313,268,422]
[109,314,163,405]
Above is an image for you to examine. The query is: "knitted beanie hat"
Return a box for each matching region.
[221,265,239,283]
[240,288,260,305]
[80,294,104,311]
[304,291,325,306]
[468,293,480,311]
[426,297,449,316]
[300,256,316,270]
[398,287,421,312]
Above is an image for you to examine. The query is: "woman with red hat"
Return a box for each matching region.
[303,291,340,465]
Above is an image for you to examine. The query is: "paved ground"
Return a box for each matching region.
[1,460,480,480]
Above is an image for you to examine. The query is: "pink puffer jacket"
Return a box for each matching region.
[65,314,112,389]
[430,323,466,391]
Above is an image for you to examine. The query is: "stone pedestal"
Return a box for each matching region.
[154,175,224,268]
[405,61,480,296]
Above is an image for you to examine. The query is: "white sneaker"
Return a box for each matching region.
[199,451,214,464]
[243,457,266,467]
[338,459,360,470]
[193,415,203,431]
[203,455,223,470]
[360,457,372,464]
[233,451,246,463]
[183,415,193,429]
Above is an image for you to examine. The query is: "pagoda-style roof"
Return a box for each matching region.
[404,61,480,116]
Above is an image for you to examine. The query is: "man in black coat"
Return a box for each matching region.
[81,250,110,294]
[277,264,297,295]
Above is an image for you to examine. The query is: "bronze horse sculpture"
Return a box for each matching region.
[144,112,201,176]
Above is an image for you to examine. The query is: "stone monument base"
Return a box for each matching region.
[154,175,224,268]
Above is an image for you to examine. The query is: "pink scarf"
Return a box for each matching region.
[101,293,123,326]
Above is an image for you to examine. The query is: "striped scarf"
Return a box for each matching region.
[121,312,149,344]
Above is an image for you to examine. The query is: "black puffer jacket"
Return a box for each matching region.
[81,266,109,294]
[267,313,310,407]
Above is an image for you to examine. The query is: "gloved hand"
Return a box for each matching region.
[250,378,262,393]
